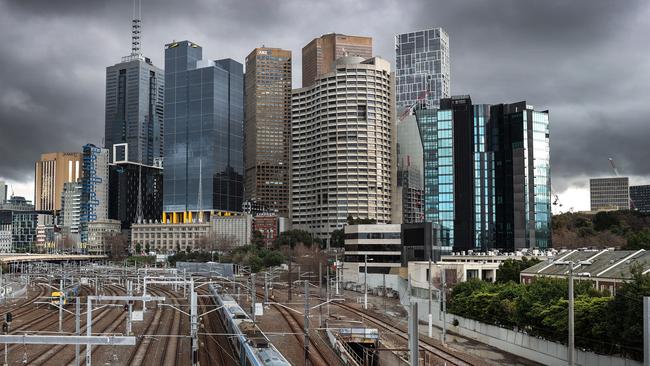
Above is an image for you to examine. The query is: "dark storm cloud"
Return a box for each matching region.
[1,0,649,200]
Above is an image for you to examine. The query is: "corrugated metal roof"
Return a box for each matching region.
[521,249,650,281]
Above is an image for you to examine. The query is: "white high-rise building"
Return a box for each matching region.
[395,28,450,109]
[291,56,394,241]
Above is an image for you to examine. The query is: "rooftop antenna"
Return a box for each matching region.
[131,0,142,56]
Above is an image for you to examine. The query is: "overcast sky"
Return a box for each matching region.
[1,0,649,212]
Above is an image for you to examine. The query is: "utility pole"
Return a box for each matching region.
[251,273,256,323]
[568,263,575,366]
[264,272,269,304]
[428,253,433,338]
[441,268,447,346]
[319,263,323,327]
[59,278,64,333]
[409,302,419,366]
[190,290,198,366]
[643,296,650,366]
[75,296,80,366]
[288,250,293,301]
[303,280,310,366]
[335,253,340,295]
[364,254,368,310]
[127,280,133,335]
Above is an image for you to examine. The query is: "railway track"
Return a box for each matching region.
[196,286,238,366]
[331,301,478,366]
[126,286,168,366]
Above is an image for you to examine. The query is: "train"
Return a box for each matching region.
[208,284,291,366]
[50,285,79,307]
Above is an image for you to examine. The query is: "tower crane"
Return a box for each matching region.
[607,157,636,209]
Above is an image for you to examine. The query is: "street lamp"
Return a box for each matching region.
[553,259,592,366]
[364,254,374,310]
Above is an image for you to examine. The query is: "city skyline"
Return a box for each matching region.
[1,0,650,212]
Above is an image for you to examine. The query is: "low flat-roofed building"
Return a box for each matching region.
[342,224,402,281]
[520,248,650,294]
[131,222,211,254]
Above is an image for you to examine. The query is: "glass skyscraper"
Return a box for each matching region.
[163,41,244,221]
[488,102,551,250]
[418,98,550,252]
[395,28,450,109]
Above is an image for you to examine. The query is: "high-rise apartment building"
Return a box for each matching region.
[34,152,83,212]
[302,33,372,87]
[418,98,549,252]
[489,102,551,250]
[244,47,292,216]
[104,9,164,164]
[61,181,82,241]
[631,185,650,213]
[590,177,630,212]
[291,56,393,241]
[395,28,450,109]
[80,144,110,245]
[163,41,244,222]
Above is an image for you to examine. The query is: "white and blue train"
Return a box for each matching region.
[209,284,291,366]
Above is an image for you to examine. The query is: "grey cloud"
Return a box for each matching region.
[0,0,649,198]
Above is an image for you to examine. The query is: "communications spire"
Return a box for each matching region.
[131,0,142,56]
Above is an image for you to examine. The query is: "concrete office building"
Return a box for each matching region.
[631,185,650,213]
[210,214,253,247]
[395,28,450,109]
[87,219,122,254]
[590,177,630,212]
[163,41,244,222]
[104,9,164,164]
[244,47,292,216]
[34,152,82,212]
[342,224,402,277]
[0,196,37,252]
[0,225,11,253]
[131,222,211,254]
[291,56,394,241]
[80,144,110,245]
[302,33,372,87]
[0,180,7,204]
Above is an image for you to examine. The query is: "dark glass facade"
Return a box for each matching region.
[109,162,163,229]
[418,98,550,252]
[105,57,164,165]
[488,102,551,250]
[163,41,244,215]
[631,185,650,213]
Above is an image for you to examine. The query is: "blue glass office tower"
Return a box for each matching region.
[418,97,548,252]
[163,41,244,221]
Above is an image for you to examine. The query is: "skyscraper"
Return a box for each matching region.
[61,181,82,242]
[489,102,551,250]
[291,56,393,241]
[34,152,82,212]
[80,144,110,245]
[395,28,450,109]
[109,160,163,229]
[302,33,372,87]
[395,111,424,224]
[163,41,244,222]
[244,47,292,217]
[104,6,164,164]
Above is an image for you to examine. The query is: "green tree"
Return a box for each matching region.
[593,211,620,231]
[144,243,151,254]
[251,230,265,247]
[135,243,142,254]
[625,228,650,250]
[496,257,542,283]
[262,250,285,267]
[346,215,377,225]
[274,229,314,249]
[330,229,345,248]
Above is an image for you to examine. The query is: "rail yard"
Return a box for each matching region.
[0,261,535,366]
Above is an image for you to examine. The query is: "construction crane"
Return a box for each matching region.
[607,157,636,209]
